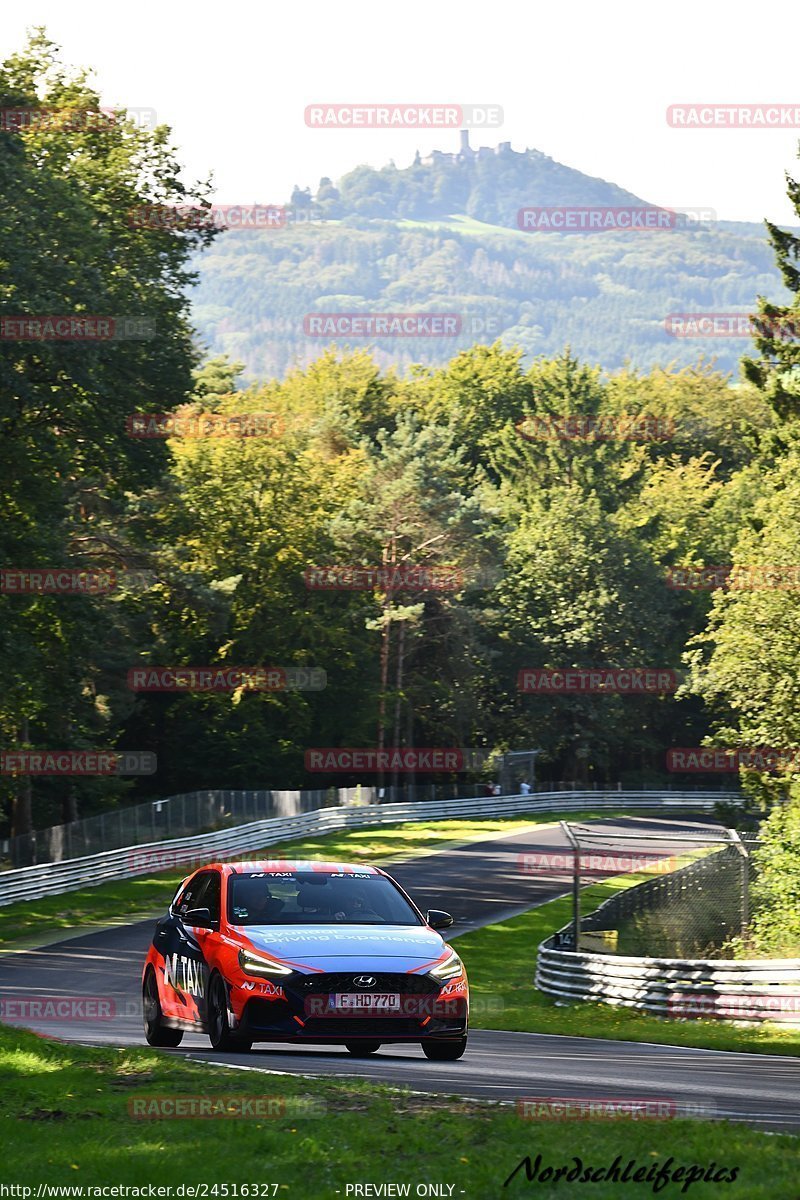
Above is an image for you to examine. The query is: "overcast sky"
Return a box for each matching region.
[3,1,800,225]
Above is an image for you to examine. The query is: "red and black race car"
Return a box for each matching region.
[142,859,468,1060]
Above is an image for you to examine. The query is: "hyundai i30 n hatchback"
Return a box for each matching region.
[142,860,468,1059]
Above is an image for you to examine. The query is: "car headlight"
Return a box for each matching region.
[428,949,464,981]
[238,948,293,977]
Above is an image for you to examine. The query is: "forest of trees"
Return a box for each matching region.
[192,213,789,381]
[2,35,800,952]
[192,208,788,380]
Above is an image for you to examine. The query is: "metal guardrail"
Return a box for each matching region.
[0,789,736,907]
[536,943,800,1026]
[536,848,800,1027]
[0,779,738,868]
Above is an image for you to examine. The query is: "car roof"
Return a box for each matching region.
[205,860,383,875]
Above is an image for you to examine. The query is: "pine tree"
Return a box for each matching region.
[742,161,800,419]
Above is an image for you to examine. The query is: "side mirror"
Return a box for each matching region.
[426,909,454,930]
[183,907,214,928]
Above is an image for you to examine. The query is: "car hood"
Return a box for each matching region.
[240,923,447,972]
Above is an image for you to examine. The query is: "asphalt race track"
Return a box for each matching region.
[1,814,798,1131]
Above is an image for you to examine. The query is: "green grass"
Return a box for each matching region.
[394,212,532,241]
[0,810,600,951]
[0,1023,795,1196]
[459,875,800,1056]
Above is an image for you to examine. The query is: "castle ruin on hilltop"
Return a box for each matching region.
[416,129,546,167]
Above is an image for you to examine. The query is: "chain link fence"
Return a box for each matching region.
[1,780,499,868]
[554,821,759,960]
[1,778,741,870]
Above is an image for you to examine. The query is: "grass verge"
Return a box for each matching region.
[0,1023,795,1197]
[459,875,800,1056]
[0,809,642,951]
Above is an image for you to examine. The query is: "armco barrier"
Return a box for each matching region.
[536,942,800,1026]
[0,790,737,906]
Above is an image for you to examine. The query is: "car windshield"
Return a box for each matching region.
[227,871,423,926]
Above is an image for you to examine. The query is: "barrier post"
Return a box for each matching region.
[560,820,581,950]
[728,827,750,936]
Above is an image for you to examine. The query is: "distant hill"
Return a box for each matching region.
[190,137,791,379]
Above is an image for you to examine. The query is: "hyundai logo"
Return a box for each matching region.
[353,975,376,988]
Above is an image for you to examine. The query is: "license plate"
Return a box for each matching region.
[332,992,400,1011]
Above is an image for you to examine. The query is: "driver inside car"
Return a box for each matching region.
[234,878,285,923]
[332,891,379,922]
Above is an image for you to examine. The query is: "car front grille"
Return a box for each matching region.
[290,971,439,995]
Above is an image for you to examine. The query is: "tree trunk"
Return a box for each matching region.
[10,717,34,865]
[391,619,406,793]
[376,536,396,794]
[406,697,415,802]
[63,786,79,825]
[60,715,79,824]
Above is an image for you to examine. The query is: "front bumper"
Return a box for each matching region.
[232,969,468,1043]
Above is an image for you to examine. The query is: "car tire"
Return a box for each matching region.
[207,972,253,1053]
[422,1037,467,1061]
[143,968,183,1047]
[344,1040,381,1056]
